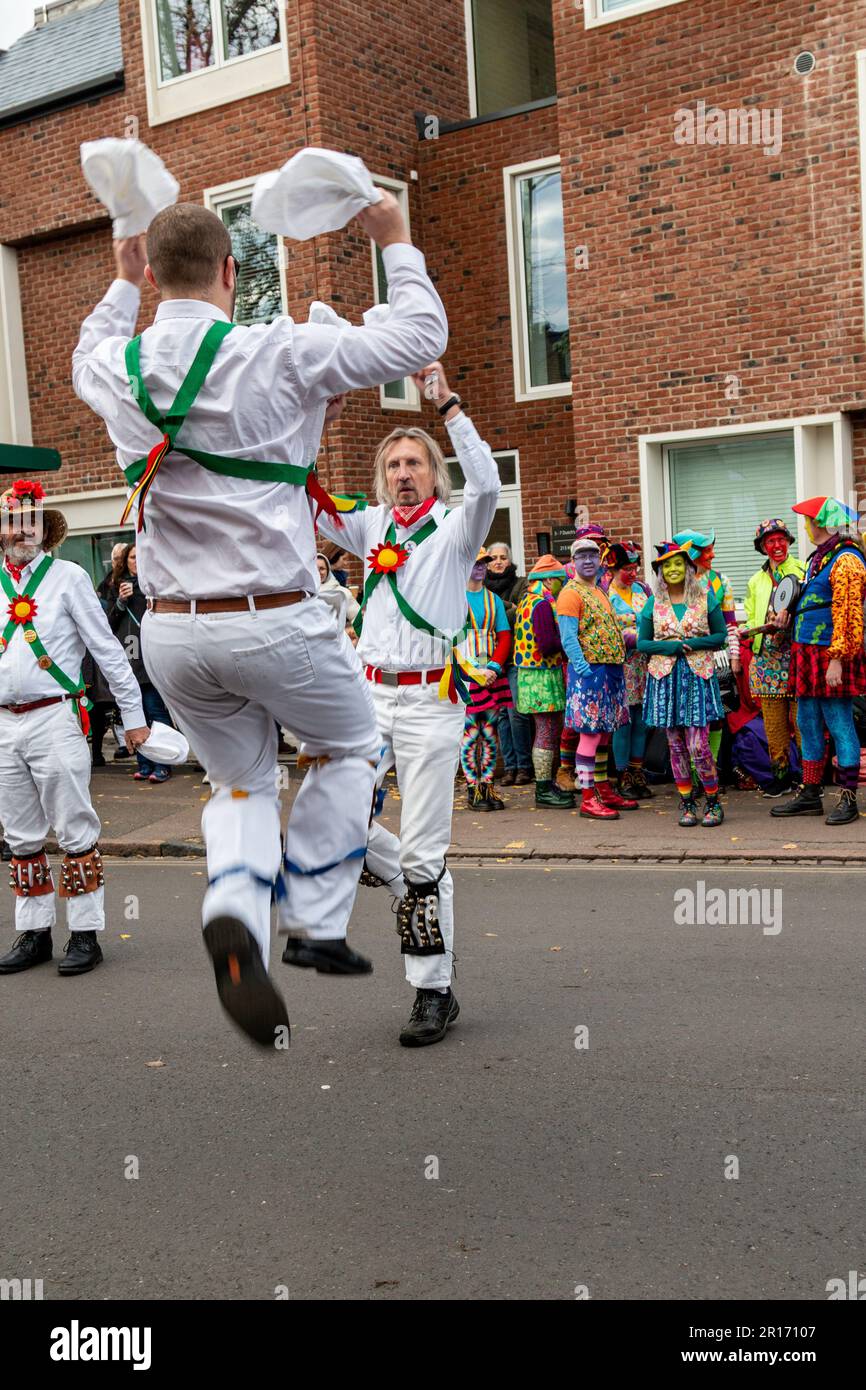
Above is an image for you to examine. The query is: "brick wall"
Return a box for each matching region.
[553,0,866,539]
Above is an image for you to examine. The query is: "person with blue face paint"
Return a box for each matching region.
[555,538,635,820]
[460,549,512,811]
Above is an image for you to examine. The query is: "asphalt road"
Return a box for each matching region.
[1,862,864,1301]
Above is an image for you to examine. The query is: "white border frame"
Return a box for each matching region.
[584,0,689,28]
[464,0,478,119]
[857,49,866,340]
[447,448,525,571]
[203,174,288,320]
[140,0,289,126]
[639,413,853,587]
[371,175,421,412]
[503,155,572,403]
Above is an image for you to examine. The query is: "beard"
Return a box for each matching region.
[1,537,40,567]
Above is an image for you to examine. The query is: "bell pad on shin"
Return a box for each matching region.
[9,850,54,898]
[395,879,445,956]
[58,846,105,898]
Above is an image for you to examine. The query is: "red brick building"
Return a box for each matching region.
[1,0,866,600]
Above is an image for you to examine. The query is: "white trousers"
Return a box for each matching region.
[142,599,379,967]
[0,701,104,933]
[364,681,464,991]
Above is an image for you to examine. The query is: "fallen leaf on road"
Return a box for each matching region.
[549,946,562,952]
[730,837,739,842]
[782,843,798,849]
[374,1280,399,1288]
[119,934,131,940]
[484,932,497,937]
[145,1060,165,1068]
[505,841,525,849]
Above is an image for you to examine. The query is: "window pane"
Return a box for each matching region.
[519,169,570,389]
[448,453,517,489]
[471,0,556,116]
[219,200,282,325]
[221,0,281,61]
[668,435,798,604]
[155,0,215,81]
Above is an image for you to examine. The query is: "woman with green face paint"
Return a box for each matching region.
[637,542,728,827]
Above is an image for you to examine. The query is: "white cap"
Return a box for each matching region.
[251,147,383,241]
[136,721,189,766]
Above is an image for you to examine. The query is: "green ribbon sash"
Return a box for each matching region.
[0,555,90,707]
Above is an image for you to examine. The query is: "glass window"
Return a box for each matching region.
[156,0,280,83]
[516,167,570,391]
[667,435,798,604]
[217,197,284,325]
[58,530,133,591]
[370,180,419,410]
[470,0,556,117]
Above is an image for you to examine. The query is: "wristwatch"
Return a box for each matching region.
[438,394,462,416]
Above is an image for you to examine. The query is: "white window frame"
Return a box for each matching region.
[370,175,421,412]
[446,448,525,572]
[140,0,289,126]
[464,0,479,119]
[203,174,288,320]
[583,0,689,28]
[639,414,854,599]
[503,155,572,403]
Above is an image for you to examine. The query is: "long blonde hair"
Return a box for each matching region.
[653,562,703,607]
[372,427,452,507]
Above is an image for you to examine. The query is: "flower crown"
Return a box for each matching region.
[4,479,46,505]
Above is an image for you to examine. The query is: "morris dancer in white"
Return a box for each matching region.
[0,480,148,976]
[315,363,500,1046]
[72,194,447,1046]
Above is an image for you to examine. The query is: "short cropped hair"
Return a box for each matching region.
[372,427,452,507]
[147,204,233,295]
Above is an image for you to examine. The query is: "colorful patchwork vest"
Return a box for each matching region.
[559,580,626,664]
[465,588,497,663]
[794,542,865,647]
[647,592,715,680]
[513,586,562,670]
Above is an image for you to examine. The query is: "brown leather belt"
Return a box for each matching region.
[1,691,83,716]
[147,591,307,614]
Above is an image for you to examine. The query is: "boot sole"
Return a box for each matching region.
[399,999,460,1048]
[58,953,103,975]
[203,917,290,1048]
[770,807,823,817]
[580,811,619,819]
[282,947,373,976]
[0,955,53,974]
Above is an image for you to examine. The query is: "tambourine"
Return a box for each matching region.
[772,574,801,615]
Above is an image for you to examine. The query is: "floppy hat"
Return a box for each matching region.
[529,554,569,579]
[791,496,858,530]
[672,528,714,558]
[753,518,795,552]
[651,540,695,572]
[473,548,493,564]
[80,138,179,238]
[135,722,189,767]
[251,147,383,241]
[607,540,641,568]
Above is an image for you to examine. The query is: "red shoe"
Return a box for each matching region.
[595,780,638,811]
[580,789,619,819]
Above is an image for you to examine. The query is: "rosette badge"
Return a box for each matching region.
[7,595,38,626]
[367,541,410,575]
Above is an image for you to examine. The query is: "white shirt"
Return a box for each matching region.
[318,411,500,671]
[0,553,146,726]
[71,245,448,600]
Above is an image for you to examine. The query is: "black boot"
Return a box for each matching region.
[203,916,289,1047]
[468,784,493,812]
[825,787,860,826]
[399,987,459,1047]
[762,773,794,799]
[485,782,506,810]
[57,930,103,975]
[0,929,53,974]
[281,936,373,974]
[770,783,823,817]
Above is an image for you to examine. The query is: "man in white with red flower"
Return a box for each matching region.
[314,363,500,1046]
[0,480,149,976]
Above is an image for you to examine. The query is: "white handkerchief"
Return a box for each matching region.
[251,147,383,241]
[308,301,353,331]
[136,721,189,766]
[80,138,180,238]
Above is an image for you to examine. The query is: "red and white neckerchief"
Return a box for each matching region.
[391,496,437,530]
[4,556,24,585]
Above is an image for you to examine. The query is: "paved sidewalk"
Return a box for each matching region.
[38,759,866,865]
